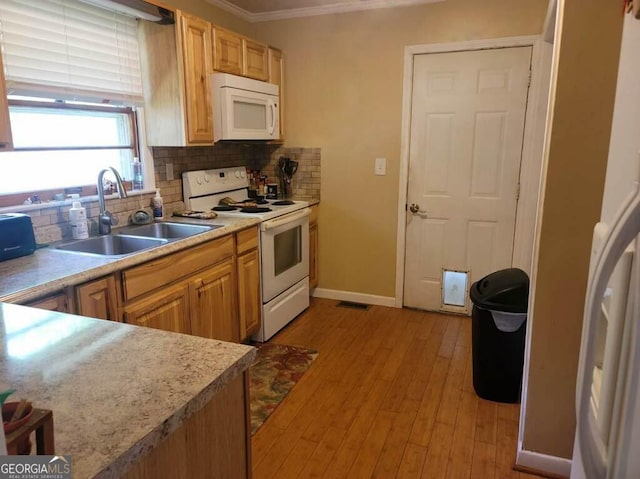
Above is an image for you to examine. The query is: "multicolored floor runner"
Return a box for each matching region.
[249,343,318,435]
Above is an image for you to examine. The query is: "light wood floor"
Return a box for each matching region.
[252,298,540,479]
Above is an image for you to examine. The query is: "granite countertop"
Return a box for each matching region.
[0,216,261,304]
[0,302,256,478]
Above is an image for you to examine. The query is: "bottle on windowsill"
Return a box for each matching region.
[133,157,143,190]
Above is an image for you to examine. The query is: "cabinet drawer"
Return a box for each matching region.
[236,226,258,255]
[122,236,234,301]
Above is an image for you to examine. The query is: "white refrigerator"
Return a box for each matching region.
[571,12,640,479]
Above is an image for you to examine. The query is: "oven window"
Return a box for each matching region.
[274,226,302,276]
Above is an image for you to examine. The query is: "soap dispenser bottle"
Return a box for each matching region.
[152,189,164,221]
[69,201,89,239]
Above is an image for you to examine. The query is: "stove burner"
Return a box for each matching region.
[241,207,272,213]
[245,198,268,205]
[272,200,295,206]
[212,206,239,211]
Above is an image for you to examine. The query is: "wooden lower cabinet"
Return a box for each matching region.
[122,236,233,302]
[26,292,73,313]
[124,373,250,479]
[190,257,238,342]
[62,232,261,343]
[237,248,261,340]
[76,275,119,321]
[124,283,191,335]
[309,205,319,290]
[236,226,261,341]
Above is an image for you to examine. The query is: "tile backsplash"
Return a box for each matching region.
[11,143,321,244]
[258,147,321,201]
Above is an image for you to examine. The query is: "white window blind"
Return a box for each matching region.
[0,0,144,104]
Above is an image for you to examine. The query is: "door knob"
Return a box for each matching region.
[409,203,428,216]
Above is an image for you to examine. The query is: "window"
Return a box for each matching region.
[0,99,139,194]
[0,0,153,199]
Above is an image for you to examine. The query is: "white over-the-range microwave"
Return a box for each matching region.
[211,73,280,142]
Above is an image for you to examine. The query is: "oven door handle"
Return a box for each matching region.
[261,208,310,231]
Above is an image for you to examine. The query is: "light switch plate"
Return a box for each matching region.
[375,157,386,176]
[166,162,174,181]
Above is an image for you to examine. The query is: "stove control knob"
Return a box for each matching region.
[235,171,240,178]
[240,170,246,178]
[196,176,203,185]
[204,175,210,183]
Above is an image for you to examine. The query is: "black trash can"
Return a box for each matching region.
[469,268,529,403]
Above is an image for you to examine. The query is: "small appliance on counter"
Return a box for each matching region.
[0,213,36,262]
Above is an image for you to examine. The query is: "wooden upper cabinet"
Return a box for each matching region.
[211,27,268,82]
[268,47,284,139]
[178,11,214,144]
[267,48,283,86]
[0,53,13,151]
[212,26,243,75]
[139,8,283,147]
[243,39,268,81]
[138,10,213,146]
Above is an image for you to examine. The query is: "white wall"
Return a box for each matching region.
[601,15,640,224]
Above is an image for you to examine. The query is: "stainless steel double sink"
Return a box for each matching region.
[56,222,221,257]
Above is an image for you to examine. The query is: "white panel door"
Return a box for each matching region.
[404,47,532,312]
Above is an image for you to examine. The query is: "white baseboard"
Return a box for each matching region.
[517,449,572,477]
[311,288,397,308]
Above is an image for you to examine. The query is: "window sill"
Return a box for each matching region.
[0,189,156,215]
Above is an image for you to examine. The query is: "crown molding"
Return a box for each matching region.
[206,0,446,23]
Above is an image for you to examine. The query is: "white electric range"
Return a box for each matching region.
[182,167,310,342]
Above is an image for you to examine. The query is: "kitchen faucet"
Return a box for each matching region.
[97,167,128,235]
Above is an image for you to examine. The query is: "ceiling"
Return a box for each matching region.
[206,0,446,22]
